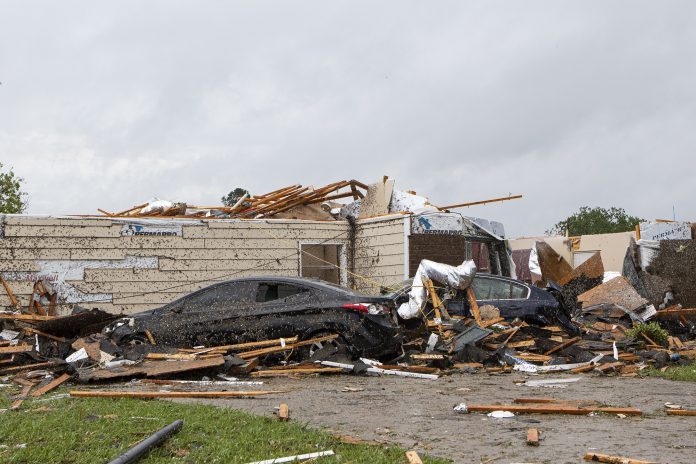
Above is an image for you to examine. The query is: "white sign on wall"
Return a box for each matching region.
[121,223,182,237]
[640,221,691,241]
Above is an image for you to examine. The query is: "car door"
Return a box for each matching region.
[245,281,316,338]
[472,275,531,314]
[160,280,257,345]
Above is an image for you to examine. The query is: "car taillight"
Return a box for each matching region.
[342,303,390,315]
[342,303,369,313]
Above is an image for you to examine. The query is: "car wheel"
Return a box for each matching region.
[122,333,151,346]
[301,333,351,362]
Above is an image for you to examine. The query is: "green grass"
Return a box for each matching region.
[0,387,450,464]
[643,359,696,382]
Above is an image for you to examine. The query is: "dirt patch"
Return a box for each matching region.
[181,373,696,463]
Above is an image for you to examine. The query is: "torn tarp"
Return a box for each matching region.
[398,259,476,319]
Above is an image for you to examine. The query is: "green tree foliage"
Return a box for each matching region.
[221,187,250,207]
[548,206,643,236]
[0,163,27,214]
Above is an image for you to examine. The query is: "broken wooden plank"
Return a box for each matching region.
[666,409,696,416]
[180,336,301,354]
[31,373,71,397]
[654,307,696,318]
[145,329,156,345]
[0,275,20,309]
[467,287,482,325]
[250,368,344,377]
[70,390,284,399]
[544,336,582,355]
[0,314,57,321]
[77,356,225,382]
[410,353,446,361]
[22,327,69,343]
[507,340,536,349]
[514,353,552,363]
[10,383,33,410]
[278,403,289,421]
[237,334,338,360]
[480,317,505,328]
[405,450,424,464]
[0,361,64,375]
[462,404,641,416]
[145,353,197,361]
[0,344,33,355]
[526,428,540,446]
[583,452,656,463]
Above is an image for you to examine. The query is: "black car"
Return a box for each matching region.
[104,276,402,359]
[389,273,578,334]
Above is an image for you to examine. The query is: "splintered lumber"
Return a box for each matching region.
[405,450,424,464]
[462,404,641,416]
[0,361,64,375]
[238,334,338,360]
[145,330,156,345]
[467,287,482,325]
[70,390,283,399]
[0,276,20,308]
[514,353,552,363]
[250,368,344,377]
[278,403,289,421]
[526,428,540,446]
[21,327,69,343]
[410,353,446,361]
[666,409,696,416]
[181,336,300,354]
[31,373,71,397]
[0,344,33,355]
[0,314,56,321]
[514,398,600,407]
[480,317,505,328]
[10,384,33,410]
[78,356,225,382]
[654,307,696,319]
[423,278,450,321]
[544,336,582,355]
[247,450,335,464]
[438,194,523,210]
[507,340,536,349]
[583,452,656,463]
[145,353,197,361]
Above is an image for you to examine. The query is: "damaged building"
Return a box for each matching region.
[0,178,515,315]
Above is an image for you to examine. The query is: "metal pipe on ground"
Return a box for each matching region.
[107,419,183,464]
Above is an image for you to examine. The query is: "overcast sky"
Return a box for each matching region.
[1,1,694,237]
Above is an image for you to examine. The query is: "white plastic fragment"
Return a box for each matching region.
[513,354,603,373]
[487,410,515,418]
[613,342,619,361]
[0,329,19,340]
[453,403,469,414]
[320,361,439,380]
[246,450,335,464]
[65,348,88,363]
[398,259,477,319]
[523,378,581,388]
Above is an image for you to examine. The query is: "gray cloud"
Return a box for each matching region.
[1,1,695,236]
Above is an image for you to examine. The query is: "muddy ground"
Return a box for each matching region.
[179,372,696,464]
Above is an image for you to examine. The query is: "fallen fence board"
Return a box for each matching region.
[666,409,696,416]
[405,450,424,464]
[463,404,641,416]
[70,390,283,399]
[583,452,656,463]
[78,356,225,382]
[526,428,540,446]
[31,373,71,397]
[0,344,33,355]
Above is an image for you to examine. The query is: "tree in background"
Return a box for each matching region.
[221,188,250,207]
[0,162,27,214]
[547,206,643,236]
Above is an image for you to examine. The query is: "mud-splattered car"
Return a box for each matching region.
[104,276,402,359]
